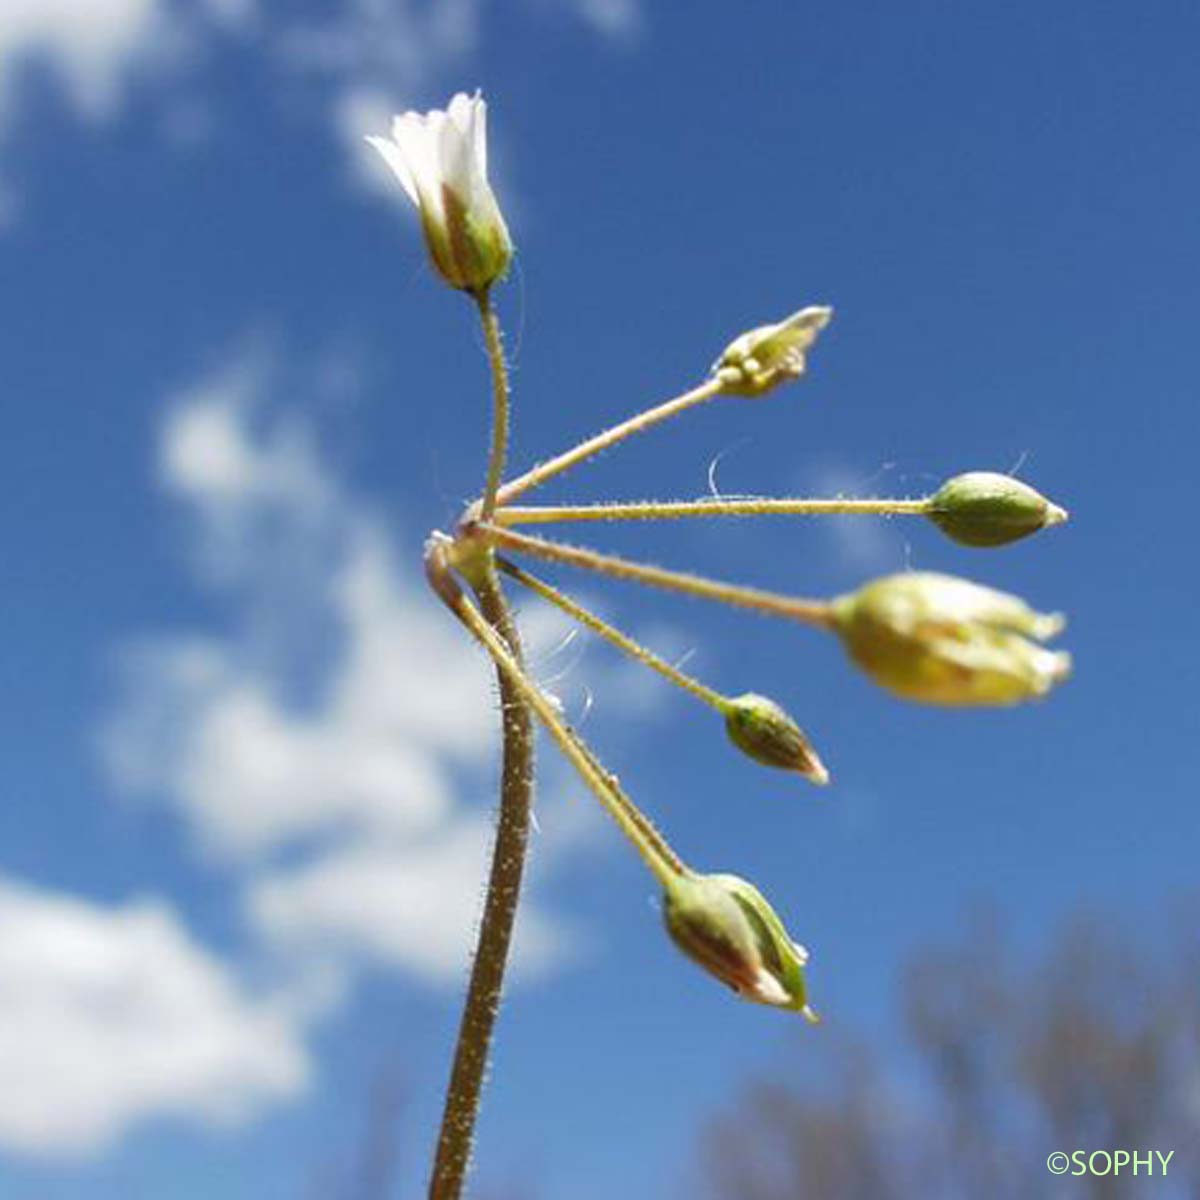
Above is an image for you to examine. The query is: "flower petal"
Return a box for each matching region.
[466,91,488,178]
[392,111,447,225]
[446,91,476,138]
[365,136,419,206]
[437,100,477,203]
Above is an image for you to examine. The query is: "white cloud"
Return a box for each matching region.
[557,0,644,40]
[0,0,642,152]
[203,0,255,26]
[0,876,307,1157]
[261,0,646,190]
[112,646,458,857]
[104,366,487,860]
[0,0,254,210]
[0,0,250,127]
[275,0,485,197]
[100,347,616,989]
[0,0,160,122]
[249,821,578,986]
[91,340,673,1152]
[155,353,342,588]
[0,0,645,217]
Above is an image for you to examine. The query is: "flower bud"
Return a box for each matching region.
[723,693,829,784]
[714,306,833,397]
[832,571,1071,707]
[663,871,819,1020]
[367,91,513,294]
[927,472,1068,548]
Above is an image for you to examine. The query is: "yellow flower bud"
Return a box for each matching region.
[832,571,1071,706]
[723,693,829,784]
[927,472,1068,548]
[714,306,833,397]
[663,870,819,1020]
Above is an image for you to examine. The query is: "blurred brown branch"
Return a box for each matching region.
[702,906,1200,1199]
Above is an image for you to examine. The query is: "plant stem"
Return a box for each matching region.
[497,556,729,711]
[478,290,510,524]
[484,525,837,629]
[494,377,725,506]
[428,566,533,1200]
[494,496,930,526]
[565,729,688,882]
[427,287,521,1199]
[444,574,684,886]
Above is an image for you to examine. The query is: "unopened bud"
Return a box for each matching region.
[723,693,829,784]
[927,472,1068,548]
[714,306,833,397]
[832,571,1071,707]
[663,871,819,1020]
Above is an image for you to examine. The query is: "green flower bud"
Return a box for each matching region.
[714,306,833,397]
[723,693,829,784]
[832,571,1071,707]
[663,871,819,1021]
[927,472,1068,548]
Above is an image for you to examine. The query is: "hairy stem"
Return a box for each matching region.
[429,565,533,1200]
[478,290,511,524]
[493,496,930,525]
[484,524,837,629]
[444,574,684,884]
[494,377,725,506]
[426,281,521,1198]
[497,556,728,711]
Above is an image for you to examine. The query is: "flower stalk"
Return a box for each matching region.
[434,552,683,885]
[497,556,728,710]
[493,495,930,526]
[483,523,837,628]
[495,376,726,506]
[477,290,510,523]
[500,557,828,783]
[493,302,834,507]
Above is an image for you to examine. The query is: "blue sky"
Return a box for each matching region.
[1,1,1197,1196]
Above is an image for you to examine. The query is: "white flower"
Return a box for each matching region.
[714,305,833,397]
[366,91,513,294]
